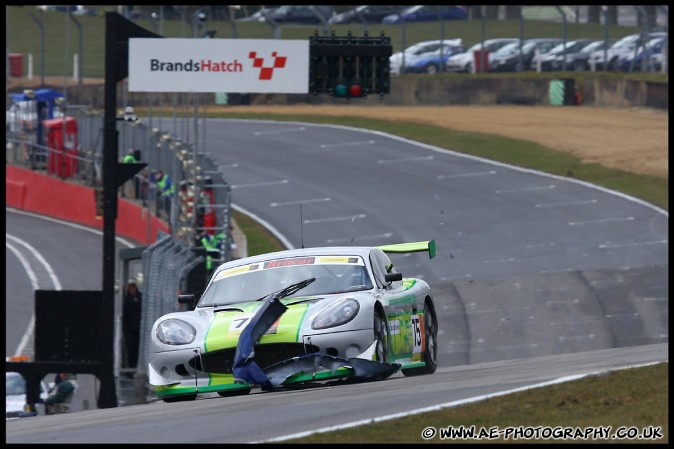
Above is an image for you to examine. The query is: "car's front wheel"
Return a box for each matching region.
[163,394,197,403]
[424,63,439,74]
[218,387,251,397]
[374,306,389,362]
[402,302,438,376]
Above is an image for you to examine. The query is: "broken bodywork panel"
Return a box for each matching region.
[232,278,400,390]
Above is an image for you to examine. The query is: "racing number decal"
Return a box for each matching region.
[412,314,423,355]
[228,313,254,337]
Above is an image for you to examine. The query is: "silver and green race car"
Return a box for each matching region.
[148,240,438,402]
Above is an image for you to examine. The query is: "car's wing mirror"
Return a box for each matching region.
[178,294,195,304]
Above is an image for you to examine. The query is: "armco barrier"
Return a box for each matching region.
[6,165,169,245]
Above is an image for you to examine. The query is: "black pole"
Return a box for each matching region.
[99,11,120,409]
[99,11,158,408]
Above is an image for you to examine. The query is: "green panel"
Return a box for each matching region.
[549,79,565,106]
[154,378,250,398]
[283,366,355,384]
[203,302,263,352]
[259,303,309,344]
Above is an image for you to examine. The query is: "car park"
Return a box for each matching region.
[148,240,439,402]
[329,5,406,24]
[530,39,594,71]
[490,38,562,72]
[390,39,463,75]
[382,5,467,24]
[445,38,518,73]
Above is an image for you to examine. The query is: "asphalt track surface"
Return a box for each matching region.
[6,119,668,442]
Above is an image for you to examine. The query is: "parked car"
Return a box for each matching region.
[650,50,667,72]
[445,38,518,73]
[262,5,334,24]
[554,39,616,72]
[382,5,467,24]
[329,5,406,24]
[390,39,463,75]
[530,39,594,71]
[490,38,562,72]
[6,370,48,418]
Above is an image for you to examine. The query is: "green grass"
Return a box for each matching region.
[281,363,668,444]
[231,209,284,255]
[6,5,655,79]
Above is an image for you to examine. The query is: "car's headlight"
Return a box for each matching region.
[156,319,196,345]
[311,298,360,330]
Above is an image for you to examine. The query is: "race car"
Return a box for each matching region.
[148,240,439,402]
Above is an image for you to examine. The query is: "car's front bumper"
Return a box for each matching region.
[149,328,381,398]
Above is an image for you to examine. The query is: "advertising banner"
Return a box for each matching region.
[129,38,309,93]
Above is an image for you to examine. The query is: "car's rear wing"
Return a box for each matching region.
[377,239,436,259]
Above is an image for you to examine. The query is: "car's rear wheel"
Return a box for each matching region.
[373,306,389,362]
[402,302,438,376]
[573,60,587,72]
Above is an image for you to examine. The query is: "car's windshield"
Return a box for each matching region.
[198,256,373,307]
[493,41,520,56]
[580,40,605,54]
[612,34,639,49]
[549,41,586,55]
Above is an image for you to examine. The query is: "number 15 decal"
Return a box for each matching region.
[412,314,423,354]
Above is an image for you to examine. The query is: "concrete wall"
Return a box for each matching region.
[40,76,668,110]
[6,166,169,245]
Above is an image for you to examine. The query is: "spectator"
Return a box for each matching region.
[123,281,143,369]
[122,149,138,198]
[155,170,175,220]
[122,148,137,164]
[200,232,221,274]
[222,225,237,259]
[44,373,78,415]
[198,177,216,236]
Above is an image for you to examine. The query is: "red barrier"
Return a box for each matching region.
[6,166,169,244]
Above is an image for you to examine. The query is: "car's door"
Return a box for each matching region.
[369,249,420,362]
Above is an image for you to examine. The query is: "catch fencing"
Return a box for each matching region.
[6,100,234,405]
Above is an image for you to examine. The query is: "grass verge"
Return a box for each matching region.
[279,363,668,444]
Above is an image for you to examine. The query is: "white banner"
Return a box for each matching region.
[128,38,309,93]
